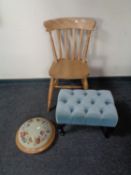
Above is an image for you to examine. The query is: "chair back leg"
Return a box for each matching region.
[82,78,88,90]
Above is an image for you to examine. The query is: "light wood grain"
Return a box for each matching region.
[57,30,62,58]
[78,29,84,60]
[64,30,69,59]
[44,17,95,111]
[49,32,57,62]
[82,30,91,61]
[49,59,89,79]
[72,29,76,60]
[48,78,54,112]
[82,78,88,89]
[55,85,82,89]
[44,17,96,31]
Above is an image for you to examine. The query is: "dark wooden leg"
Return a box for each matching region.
[101,127,114,138]
[57,124,65,136]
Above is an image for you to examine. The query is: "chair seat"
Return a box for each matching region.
[49,59,89,79]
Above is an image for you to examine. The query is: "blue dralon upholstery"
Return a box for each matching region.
[56,90,118,127]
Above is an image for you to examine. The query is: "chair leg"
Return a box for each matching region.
[82,78,88,90]
[57,124,65,136]
[47,78,54,112]
[54,79,58,86]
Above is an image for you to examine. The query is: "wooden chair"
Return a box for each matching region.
[44,17,96,111]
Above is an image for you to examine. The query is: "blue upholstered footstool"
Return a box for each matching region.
[56,89,118,137]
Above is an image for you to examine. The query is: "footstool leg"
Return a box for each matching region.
[101,127,114,138]
[57,124,65,136]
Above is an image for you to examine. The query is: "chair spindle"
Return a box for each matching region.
[64,30,69,59]
[49,31,57,62]
[72,29,76,60]
[78,29,84,60]
[57,30,62,59]
[82,30,91,61]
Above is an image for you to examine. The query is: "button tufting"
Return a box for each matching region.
[70,91,74,95]
[105,101,110,105]
[83,92,88,96]
[70,108,74,113]
[84,108,88,113]
[57,90,118,128]
[77,100,81,104]
[97,92,101,96]
[91,100,95,104]
[62,99,67,103]
[100,109,103,114]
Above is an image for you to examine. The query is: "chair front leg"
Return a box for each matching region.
[47,78,54,112]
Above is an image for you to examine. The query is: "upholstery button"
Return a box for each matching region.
[97,92,101,96]
[84,109,88,113]
[77,100,81,104]
[70,107,74,113]
[62,99,67,103]
[105,101,110,105]
[70,91,74,95]
[91,100,95,104]
[100,109,103,114]
[83,92,87,96]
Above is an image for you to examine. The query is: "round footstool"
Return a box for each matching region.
[16,117,56,154]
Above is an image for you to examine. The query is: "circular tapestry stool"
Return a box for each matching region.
[16,117,56,154]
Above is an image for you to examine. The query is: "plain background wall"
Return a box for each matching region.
[0,0,131,79]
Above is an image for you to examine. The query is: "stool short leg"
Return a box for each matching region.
[57,124,65,136]
[101,127,114,138]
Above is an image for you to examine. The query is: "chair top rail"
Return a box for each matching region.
[44,17,96,31]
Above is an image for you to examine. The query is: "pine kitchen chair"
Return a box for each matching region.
[44,17,96,111]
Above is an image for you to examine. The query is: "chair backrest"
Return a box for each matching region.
[44,18,96,62]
